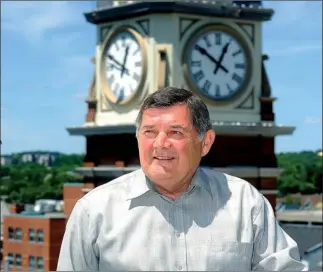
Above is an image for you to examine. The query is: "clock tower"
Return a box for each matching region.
[66,0,295,212]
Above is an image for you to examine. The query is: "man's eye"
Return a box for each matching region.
[171,131,182,135]
[144,130,155,135]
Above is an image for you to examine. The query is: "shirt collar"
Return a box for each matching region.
[126,167,213,200]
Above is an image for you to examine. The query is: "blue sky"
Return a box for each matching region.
[1,1,322,155]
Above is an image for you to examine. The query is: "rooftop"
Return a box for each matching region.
[276,210,322,223]
[6,211,65,219]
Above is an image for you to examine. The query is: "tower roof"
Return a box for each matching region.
[86,1,273,25]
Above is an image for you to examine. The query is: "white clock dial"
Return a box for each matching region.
[186,28,249,101]
[103,31,144,104]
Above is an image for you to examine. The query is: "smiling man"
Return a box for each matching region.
[57,87,305,271]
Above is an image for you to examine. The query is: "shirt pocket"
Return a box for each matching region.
[206,241,253,271]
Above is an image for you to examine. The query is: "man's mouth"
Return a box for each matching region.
[154,156,174,160]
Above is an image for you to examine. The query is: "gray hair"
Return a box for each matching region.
[135,87,212,141]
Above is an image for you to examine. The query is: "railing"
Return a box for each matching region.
[96,0,262,10]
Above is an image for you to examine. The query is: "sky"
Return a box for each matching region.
[1,1,322,155]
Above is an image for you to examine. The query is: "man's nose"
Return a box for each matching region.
[154,132,171,148]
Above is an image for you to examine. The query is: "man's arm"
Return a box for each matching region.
[57,200,99,271]
[251,195,306,271]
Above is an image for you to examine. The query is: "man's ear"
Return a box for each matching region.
[201,129,216,157]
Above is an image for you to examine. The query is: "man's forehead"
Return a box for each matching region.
[141,106,192,125]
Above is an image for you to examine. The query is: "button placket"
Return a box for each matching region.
[172,199,187,271]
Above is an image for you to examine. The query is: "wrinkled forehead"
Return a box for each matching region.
[141,105,193,128]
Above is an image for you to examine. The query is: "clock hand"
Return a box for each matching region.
[195,45,228,73]
[121,46,129,77]
[107,54,124,67]
[107,54,130,75]
[213,40,231,75]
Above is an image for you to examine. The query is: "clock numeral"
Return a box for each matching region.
[107,63,115,70]
[128,84,133,93]
[116,88,125,103]
[235,63,245,69]
[191,60,201,67]
[227,83,234,93]
[121,35,126,47]
[114,43,120,51]
[133,72,140,82]
[215,84,221,97]
[108,74,115,85]
[232,49,242,57]
[133,46,140,56]
[203,35,211,48]
[232,73,243,85]
[113,82,120,95]
[135,61,142,67]
[202,80,211,94]
[215,33,221,45]
[193,70,205,83]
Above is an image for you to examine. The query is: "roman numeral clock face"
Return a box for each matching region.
[185,27,250,102]
[102,29,145,105]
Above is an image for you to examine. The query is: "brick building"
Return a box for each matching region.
[1,183,89,271]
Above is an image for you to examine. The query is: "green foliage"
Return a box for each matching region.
[0,153,84,204]
[277,150,322,196]
[0,150,322,204]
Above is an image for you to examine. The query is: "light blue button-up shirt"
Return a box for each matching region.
[57,167,305,271]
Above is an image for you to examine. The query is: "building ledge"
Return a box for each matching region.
[66,121,295,137]
[86,1,273,24]
[73,165,284,178]
[82,188,92,193]
[5,212,65,219]
[277,210,322,224]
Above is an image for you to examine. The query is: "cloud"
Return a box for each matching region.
[1,1,91,44]
[58,55,94,86]
[268,43,322,57]
[264,1,322,36]
[72,92,88,100]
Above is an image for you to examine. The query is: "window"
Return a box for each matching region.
[29,256,35,270]
[15,254,22,267]
[8,227,14,239]
[36,257,44,270]
[15,228,22,240]
[29,228,35,242]
[7,253,14,266]
[37,229,44,243]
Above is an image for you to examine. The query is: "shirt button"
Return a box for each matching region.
[178,265,182,270]
[176,232,180,237]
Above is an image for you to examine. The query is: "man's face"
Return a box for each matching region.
[137,104,215,187]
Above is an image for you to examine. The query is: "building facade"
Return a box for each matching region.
[2,212,65,271]
[67,0,295,210]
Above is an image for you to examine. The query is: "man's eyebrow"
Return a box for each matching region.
[141,125,155,130]
[140,125,190,130]
[170,125,186,130]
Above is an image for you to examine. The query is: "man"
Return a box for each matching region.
[57,87,305,271]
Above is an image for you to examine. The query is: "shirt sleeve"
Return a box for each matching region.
[251,195,306,271]
[56,199,99,271]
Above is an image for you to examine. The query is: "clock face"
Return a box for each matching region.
[102,30,144,104]
[185,28,250,102]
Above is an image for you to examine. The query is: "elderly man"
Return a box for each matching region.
[57,87,304,271]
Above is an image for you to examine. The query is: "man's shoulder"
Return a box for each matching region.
[200,167,264,204]
[201,167,256,187]
[79,168,143,204]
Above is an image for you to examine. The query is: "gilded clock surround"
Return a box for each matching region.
[99,26,148,106]
[182,24,253,106]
